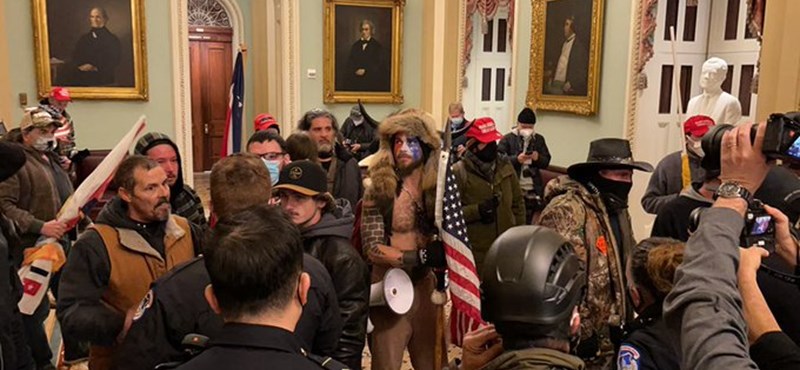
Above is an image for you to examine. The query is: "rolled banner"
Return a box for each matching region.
[17,116,147,315]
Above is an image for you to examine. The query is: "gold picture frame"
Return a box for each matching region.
[32,0,148,100]
[526,0,604,115]
[323,0,404,104]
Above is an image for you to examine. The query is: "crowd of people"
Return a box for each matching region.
[1,87,800,370]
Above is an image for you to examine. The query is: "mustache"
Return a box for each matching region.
[155,198,170,208]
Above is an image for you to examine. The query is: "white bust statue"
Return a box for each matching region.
[686,57,742,125]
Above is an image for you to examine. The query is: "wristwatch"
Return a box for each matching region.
[714,181,752,201]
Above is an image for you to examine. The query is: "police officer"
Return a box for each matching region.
[458,226,587,370]
[618,237,683,370]
[176,205,348,369]
[115,154,343,369]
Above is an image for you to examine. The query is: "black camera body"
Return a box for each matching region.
[742,200,775,252]
[688,199,775,252]
[761,113,800,161]
[701,112,800,172]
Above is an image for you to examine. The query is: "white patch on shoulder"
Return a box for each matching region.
[617,344,641,370]
[132,289,154,322]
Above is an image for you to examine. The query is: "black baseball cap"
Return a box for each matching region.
[273,160,327,196]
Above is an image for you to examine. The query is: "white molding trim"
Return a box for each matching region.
[171,0,246,184]
[431,0,446,122]
[170,0,193,186]
[284,0,301,127]
[623,0,642,146]
[508,0,521,123]
[456,0,466,102]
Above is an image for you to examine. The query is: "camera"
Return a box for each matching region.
[689,199,775,252]
[701,112,800,172]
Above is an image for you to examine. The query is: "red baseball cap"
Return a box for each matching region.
[50,87,71,102]
[466,117,503,143]
[683,115,715,137]
[254,113,279,132]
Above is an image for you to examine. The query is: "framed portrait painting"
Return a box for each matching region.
[32,0,148,100]
[526,0,604,115]
[324,0,404,104]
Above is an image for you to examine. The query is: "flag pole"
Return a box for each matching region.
[433,120,453,370]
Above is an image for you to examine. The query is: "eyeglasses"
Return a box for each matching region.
[256,152,286,161]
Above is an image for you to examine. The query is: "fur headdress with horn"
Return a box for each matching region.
[363,109,442,213]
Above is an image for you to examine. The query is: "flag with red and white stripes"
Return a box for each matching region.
[435,148,483,347]
[221,51,245,157]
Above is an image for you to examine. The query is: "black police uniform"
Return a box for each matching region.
[617,305,679,370]
[175,323,346,370]
[114,255,343,370]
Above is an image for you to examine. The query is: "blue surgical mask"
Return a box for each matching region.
[263,159,281,186]
[450,117,464,128]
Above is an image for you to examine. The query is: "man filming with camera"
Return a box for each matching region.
[664,120,800,369]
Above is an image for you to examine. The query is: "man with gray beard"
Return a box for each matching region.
[298,108,363,207]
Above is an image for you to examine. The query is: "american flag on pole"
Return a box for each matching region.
[221,51,245,157]
[435,148,483,347]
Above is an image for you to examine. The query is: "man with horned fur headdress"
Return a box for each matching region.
[361,109,447,370]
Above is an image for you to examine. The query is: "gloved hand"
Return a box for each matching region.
[419,239,447,268]
[401,239,447,268]
[478,195,500,224]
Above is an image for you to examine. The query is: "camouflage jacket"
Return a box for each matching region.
[538,175,635,366]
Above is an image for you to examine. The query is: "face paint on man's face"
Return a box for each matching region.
[393,134,423,170]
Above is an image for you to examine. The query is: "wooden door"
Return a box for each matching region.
[190,26,233,172]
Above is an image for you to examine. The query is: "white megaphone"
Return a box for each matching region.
[367,268,414,334]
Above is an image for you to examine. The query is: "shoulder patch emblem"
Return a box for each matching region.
[618,344,641,370]
[132,289,154,322]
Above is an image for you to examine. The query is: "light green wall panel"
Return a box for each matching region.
[513,0,632,167]
[298,0,423,126]
[4,0,256,150]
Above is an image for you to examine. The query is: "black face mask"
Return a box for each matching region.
[473,141,498,163]
[588,173,633,212]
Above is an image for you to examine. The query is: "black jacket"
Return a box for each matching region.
[113,255,342,370]
[175,323,336,370]
[0,214,32,370]
[340,119,375,161]
[328,143,363,208]
[56,197,203,345]
[750,331,800,370]
[497,131,551,196]
[618,305,679,370]
[302,204,369,370]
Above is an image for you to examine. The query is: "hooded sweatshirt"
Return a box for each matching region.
[301,200,369,370]
[134,133,207,228]
[483,347,585,370]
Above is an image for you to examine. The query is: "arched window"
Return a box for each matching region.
[188,0,231,27]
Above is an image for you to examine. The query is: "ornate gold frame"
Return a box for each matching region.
[323,0,404,104]
[32,0,148,100]
[526,0,604,115]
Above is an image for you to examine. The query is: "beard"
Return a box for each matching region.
[396,156,423,178]
[318,142,333,157]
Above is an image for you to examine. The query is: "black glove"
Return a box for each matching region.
[419,240,447,268]
[478,195,500,224]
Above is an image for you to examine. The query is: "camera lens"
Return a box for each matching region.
[700,123,758,172]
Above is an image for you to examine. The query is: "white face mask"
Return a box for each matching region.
[33,135,56,152]
[353,117,364,126]
[519,128,534,138]
[687,138,704,157]
[450,117,464,126]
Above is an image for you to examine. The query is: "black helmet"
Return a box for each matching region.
[480,226,586,327]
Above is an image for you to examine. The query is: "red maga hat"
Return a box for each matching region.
[50,87,71,102]
[683,115,715,137]
[466,117,503,143]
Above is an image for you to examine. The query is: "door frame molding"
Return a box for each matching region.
[170,0,245,185]
[171,0,300,184]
